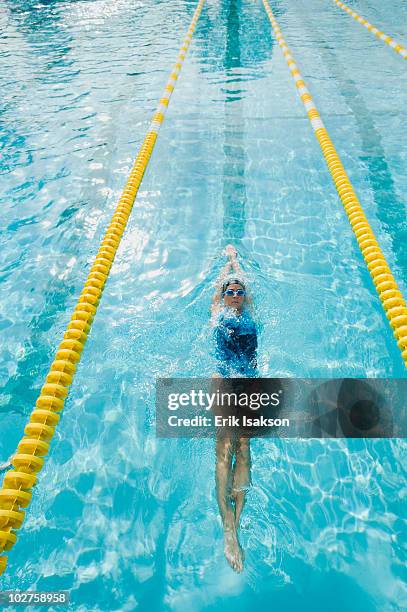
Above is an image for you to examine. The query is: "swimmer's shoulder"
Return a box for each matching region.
[210,303,225,327]
[210,305,238,328]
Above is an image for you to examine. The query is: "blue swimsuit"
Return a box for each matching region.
[214,308,258,377]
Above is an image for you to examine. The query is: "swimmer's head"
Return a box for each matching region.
[221,278,246,294]
[222,278,246,311]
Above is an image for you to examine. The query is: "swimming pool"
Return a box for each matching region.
[1,0,406,609]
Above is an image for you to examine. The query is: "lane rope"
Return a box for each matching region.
[0,0,205,576]
[261,0,407,367]
[332,0,407,60]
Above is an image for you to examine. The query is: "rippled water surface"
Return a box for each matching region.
[1,0,406,610]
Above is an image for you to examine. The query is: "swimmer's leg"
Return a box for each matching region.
[231,436,251,528]
[215,434,234,520]
[215,434,244,573]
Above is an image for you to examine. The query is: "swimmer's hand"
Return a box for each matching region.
[225,244,237,260]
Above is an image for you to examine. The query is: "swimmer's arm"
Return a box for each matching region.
[227,247,253,308]
[231,257,241,275]
[210,260,232,321]
[210,246,242,320]
[213,261,232,295]
[225,244,242,275]
[211,259,233,305]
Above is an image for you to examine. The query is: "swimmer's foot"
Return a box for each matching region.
[224,244,237,260]
[224,512,244,573]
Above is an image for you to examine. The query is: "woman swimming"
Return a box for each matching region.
[211,244,258,573]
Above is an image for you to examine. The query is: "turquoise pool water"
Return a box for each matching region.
[1,0,406,609]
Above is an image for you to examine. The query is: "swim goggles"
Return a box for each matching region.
[223,289,246,296]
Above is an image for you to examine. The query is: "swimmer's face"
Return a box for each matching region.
[223,284,245,310]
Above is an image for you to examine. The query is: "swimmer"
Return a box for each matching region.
[210,245,258,573]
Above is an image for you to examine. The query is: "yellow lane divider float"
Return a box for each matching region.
[332,0,407,60]
[0,0,205,576]
[261,0,407,367]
